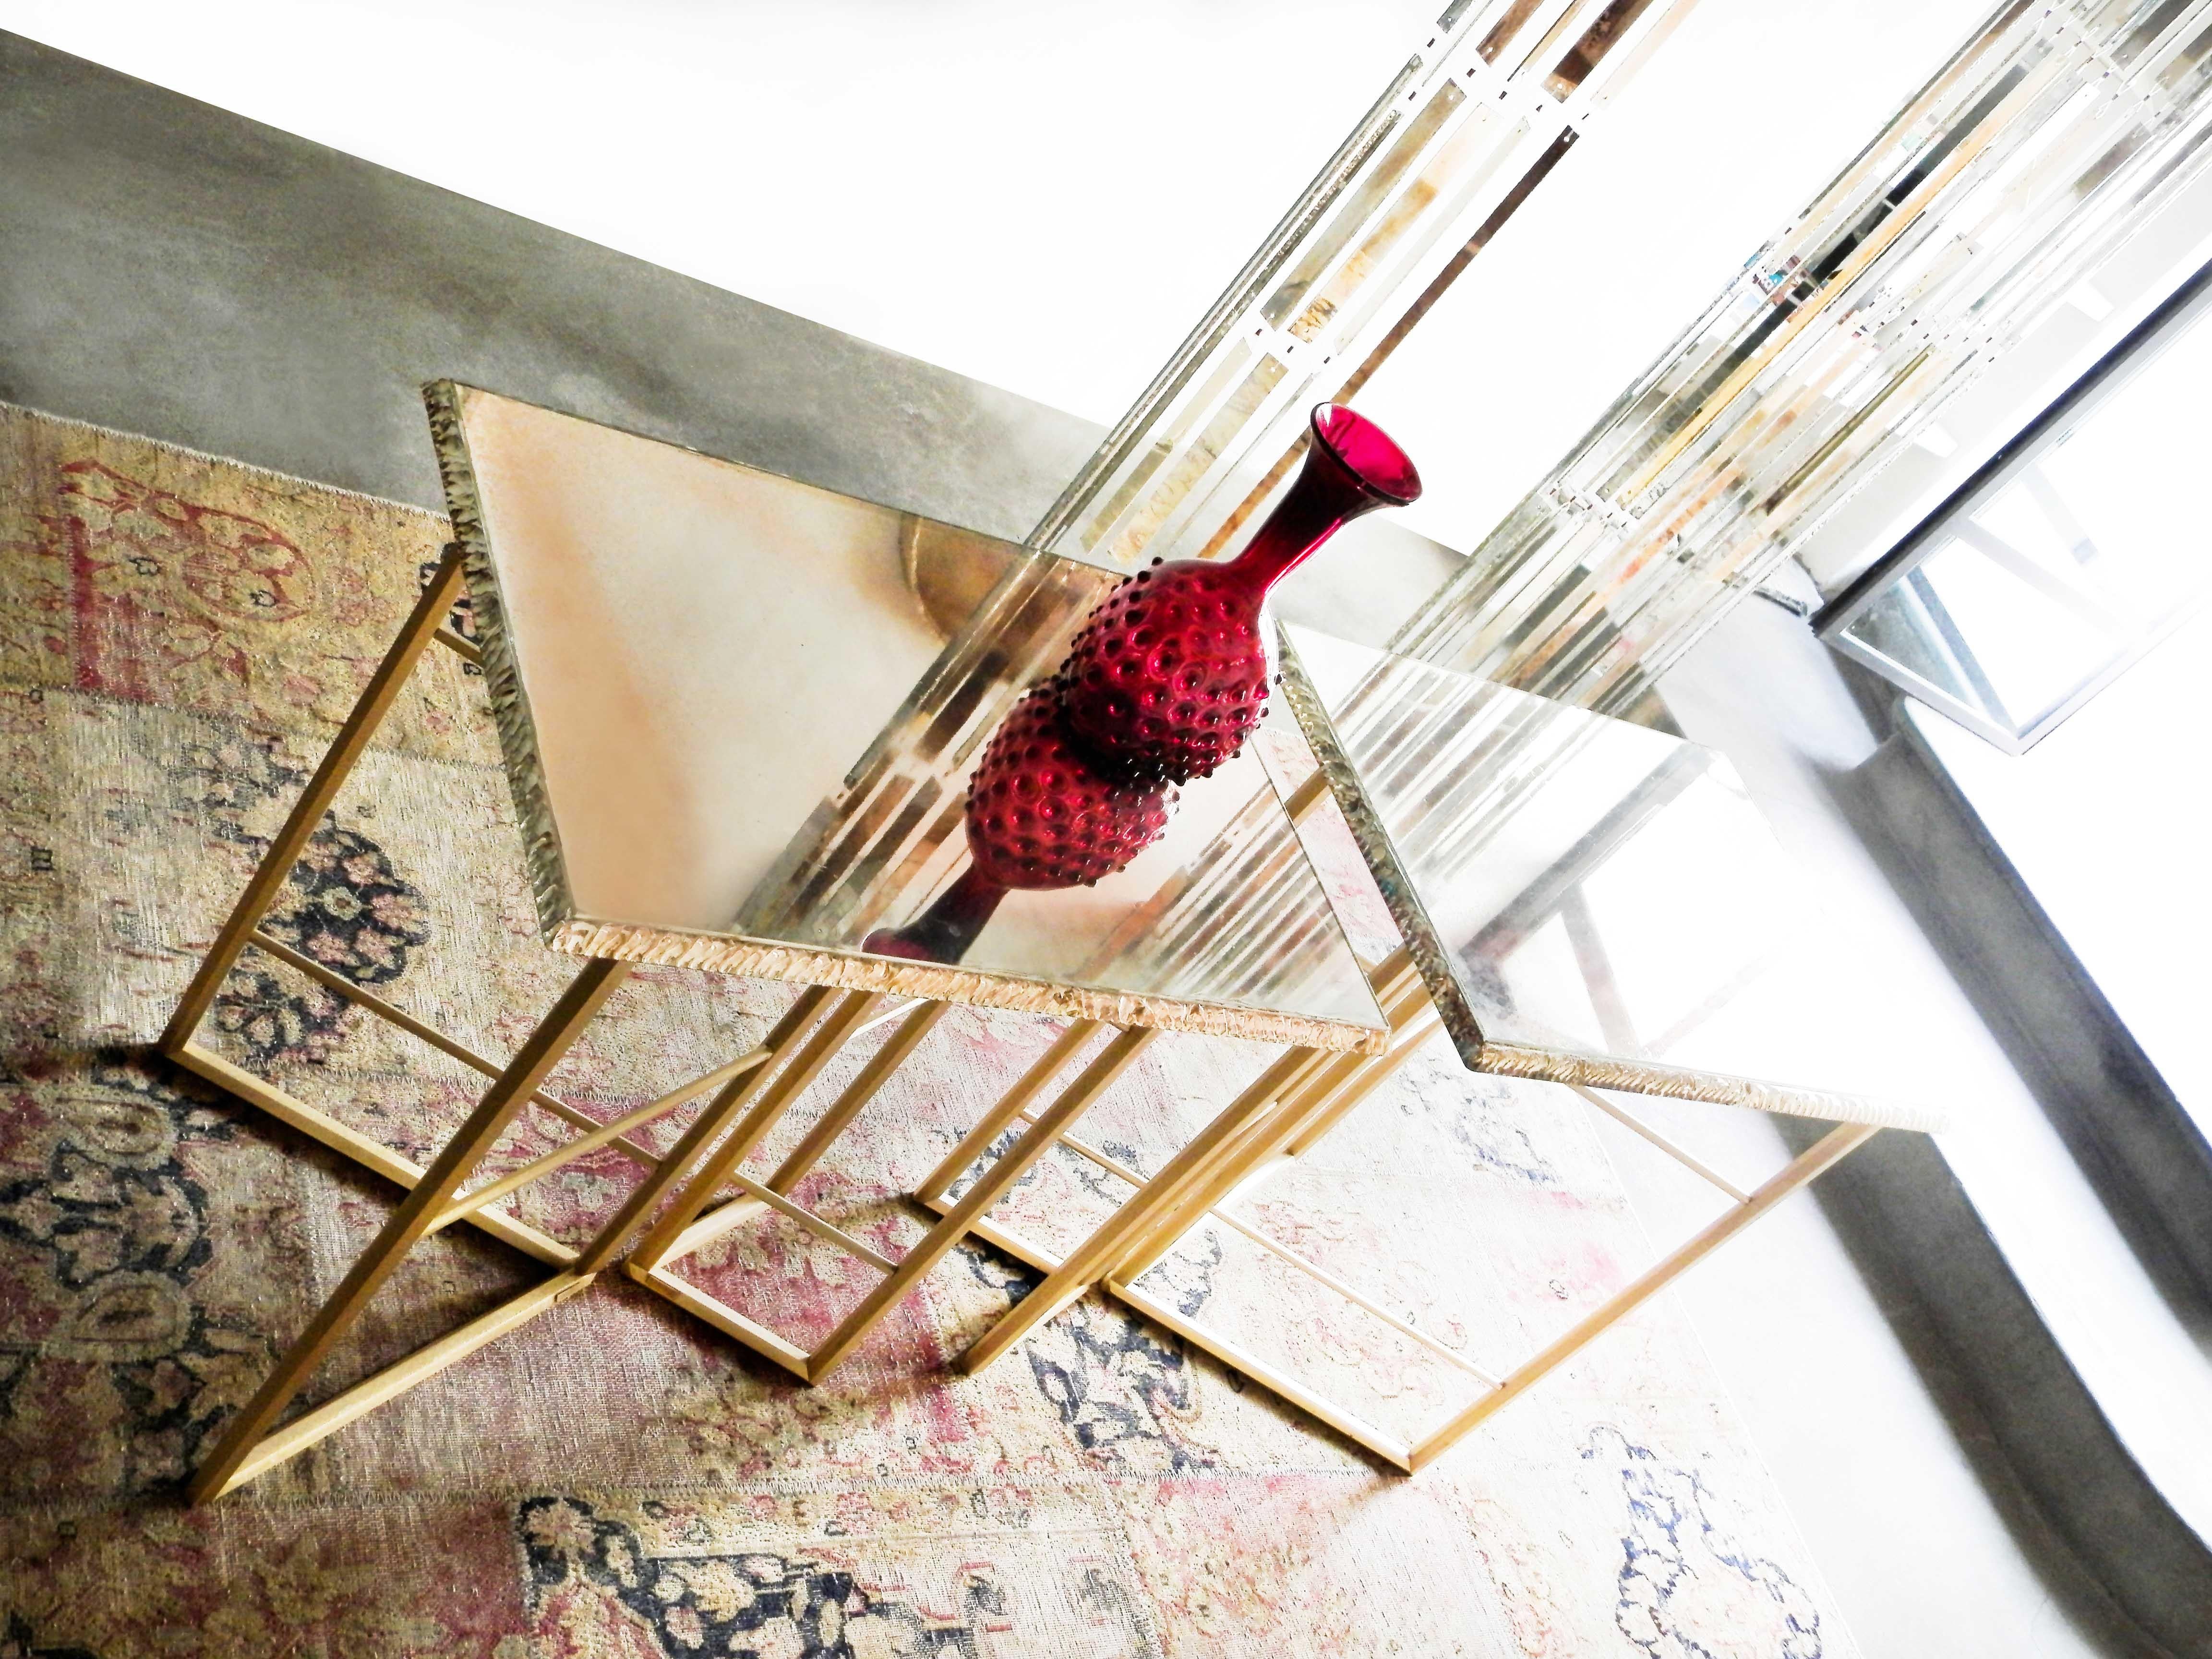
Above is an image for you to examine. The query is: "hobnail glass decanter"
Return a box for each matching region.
[1059,403,1421,784]
[865,402,1420,964]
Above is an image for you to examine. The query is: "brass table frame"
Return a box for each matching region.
[160,553,1065,1496]
[624,1014,1162,1383]
[162,549,956,1501]
[933,632,1949,1471]
[168,547,1379,1499]
[936,984,1881,1471]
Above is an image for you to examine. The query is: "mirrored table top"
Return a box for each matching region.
[1275,625,1946,1128]
[425,383,1386,1051]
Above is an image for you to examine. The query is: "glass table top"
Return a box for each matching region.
[425,383,1385,1050]
[1275,625,1946,1128]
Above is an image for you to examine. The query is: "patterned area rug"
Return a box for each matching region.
[0,401,1850,1658]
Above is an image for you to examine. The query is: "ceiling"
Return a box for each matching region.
[5,0,1994,548]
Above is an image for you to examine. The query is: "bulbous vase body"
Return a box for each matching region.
[1058,403,1423,783]
[864,403,1420,964]
[1057,559,1272,784]
[963,688,1170,890]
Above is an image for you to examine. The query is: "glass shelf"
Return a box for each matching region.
[429,383,1385,1050]
[1275,623,1945,1127]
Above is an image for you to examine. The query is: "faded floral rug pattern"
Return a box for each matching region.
[0,402,1849,1659]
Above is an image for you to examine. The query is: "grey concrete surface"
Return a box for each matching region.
[1657,594,2212,1657]
[0,25,1458,639]
[0,30,1100,543]
[1873,708,2212,1317]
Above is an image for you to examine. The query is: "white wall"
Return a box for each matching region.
[1,0,1993,552]
[1354,0,1993,550]
[0,0,1430,423]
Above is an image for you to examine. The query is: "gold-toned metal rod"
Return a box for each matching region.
[768,999,948,1193]
[1258,1044,1391,1168]
[1567,1082,1752,1204]
[161,550,466,1055]
[1057,1130,1147,1188]
[924,1152,1494,1429]
[244,927,663,1171]
[1202,1204,1500,1383]
[172,1041,575,1267]
[428,1047,770,1232]
[956,1046,1316,1375]
[206,1271,592,1500]
[914,1020,1100,1202]
[1112,1049,1347,1283]
[1407,1121,1879,1469]
[187,957,629,1503]
[1283,769,1331,824]
[952,1208,1062,1277]
[1246,957,1431,1172]
[847,997,923,1040]
[1279,1003,1439,1158]
[812,1026,1159,1381]
[721,1171,896,1275]
[625,1263,811,1380]
[910,1184,1062,1274]
[1055,1071,1504,1347]
[1110,1280,1413,1471]
[433,625,482,665]
[573,986,842,1277]
[1364,945,1421,1004]
[997,1109,1155,1195]
[656,1195,769,1260]
[1098,985,1430,1289]
[626,991,883,1273]
[635,1169,896,1276]
[1127,1046,1346,1273]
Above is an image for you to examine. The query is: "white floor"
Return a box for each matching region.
[1639,593,2161,1658]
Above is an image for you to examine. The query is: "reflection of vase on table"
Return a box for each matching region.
[866,403,1420,964]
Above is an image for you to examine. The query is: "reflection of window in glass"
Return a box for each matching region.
[1818,259,2212,752]
[1465,770,1799,1067]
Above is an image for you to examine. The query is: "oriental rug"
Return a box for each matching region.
[0,401,1849,1659]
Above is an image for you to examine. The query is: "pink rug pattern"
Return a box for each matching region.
[0,402,1847,1659]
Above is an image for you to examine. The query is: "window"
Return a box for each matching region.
[1816,258,2212,754]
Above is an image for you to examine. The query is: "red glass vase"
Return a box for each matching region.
[865,403,1419,964]
[1058,402,1421,783]
[864,690,1172,962]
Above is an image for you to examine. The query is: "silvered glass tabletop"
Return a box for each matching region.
[424,383,1385,1051]
[1274,624,1946,1128]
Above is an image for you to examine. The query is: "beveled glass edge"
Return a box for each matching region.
[1274,625,1489,1058]
[425,378,578,943]
[422,379,1386,1051]
[546,917,1388,1054]
[1274,624,1948,1131]
[1472,1039,1946,1133]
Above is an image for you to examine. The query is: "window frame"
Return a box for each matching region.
[1813,253,2212,755]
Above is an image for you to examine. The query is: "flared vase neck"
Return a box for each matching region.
[1226,438,1398,591]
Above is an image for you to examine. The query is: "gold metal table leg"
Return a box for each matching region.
[617,1010,1139,1384]
[625,990,883,1274]
[954,1045,1317,1375]
[188,957,629,1503]
[1407,1121,1878,1468]
[766,999,949,1194]
[805,1025,1158,1380]
[161,549,466,1059]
